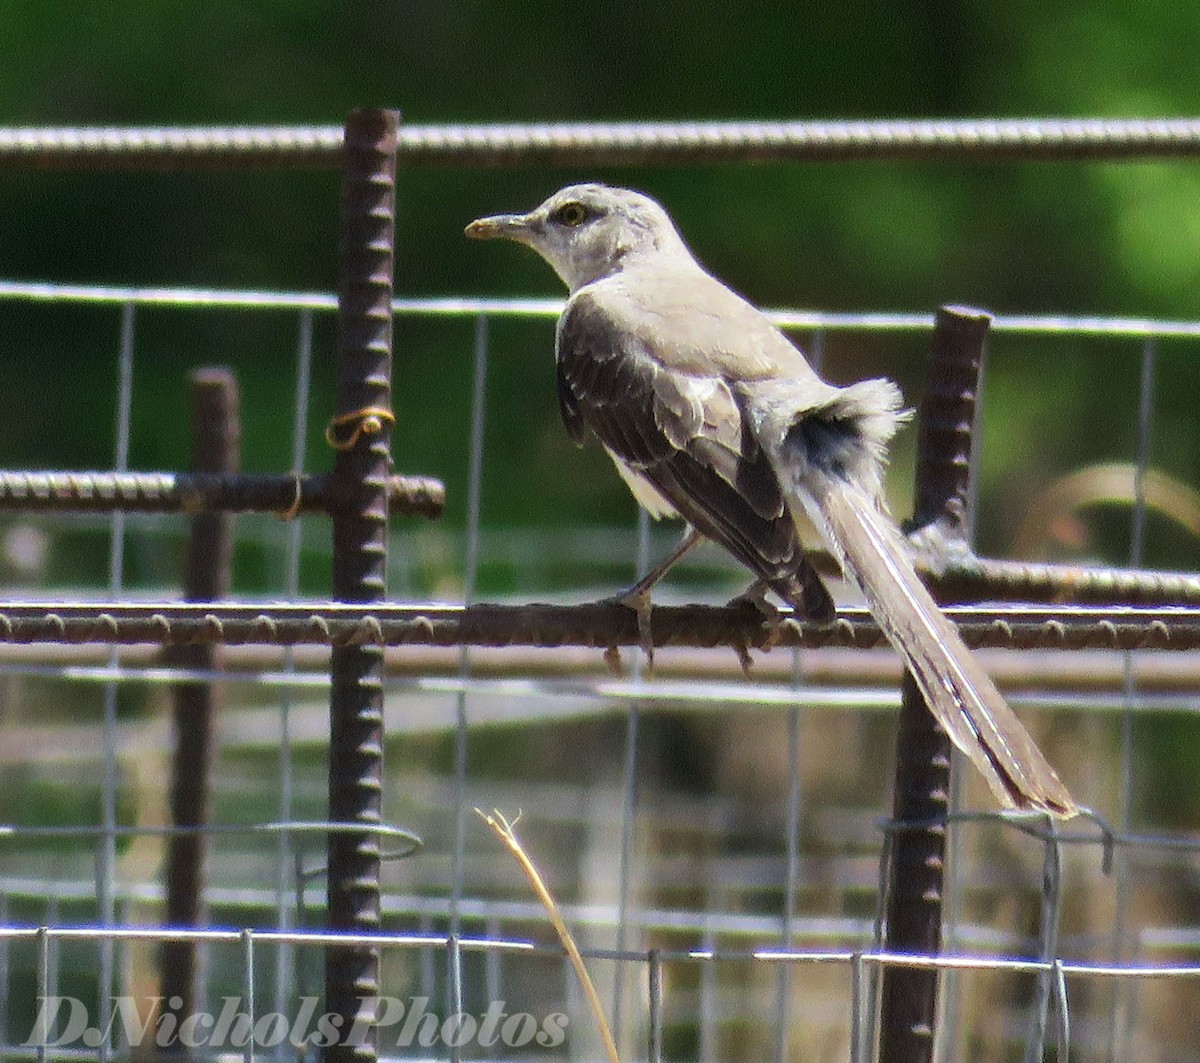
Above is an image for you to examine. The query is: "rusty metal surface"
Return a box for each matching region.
[3,118,1200,170]
[929,552,1200,605]
[0,469,443,519]
[909,308,991,540]
[161,368,238,1025]
[324,107,398,1063]
[879,674,951,1063]
[0,125,343,169]
[0,601,1194,651]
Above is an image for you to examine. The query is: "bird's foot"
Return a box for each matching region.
[602,586,656,669]
[727,583,785,675]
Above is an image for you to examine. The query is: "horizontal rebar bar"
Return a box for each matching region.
[933,552,1200,605]
[4,119,1200,170]
[0,470,444,518]
[0,602,1194,651]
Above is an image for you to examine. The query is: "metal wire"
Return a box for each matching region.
[6,923,1200,977]
[450,314,489,940]
[1023,821,1066,1063]
[1108,335,1160,1063]
[612,506,653,1050]
[272,307,314,1035]
[95,301,134,1063]
[13,277,1200,337]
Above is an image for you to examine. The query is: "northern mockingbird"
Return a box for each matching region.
[467,183,1076,817]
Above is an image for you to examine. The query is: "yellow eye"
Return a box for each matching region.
[554,202,588,227]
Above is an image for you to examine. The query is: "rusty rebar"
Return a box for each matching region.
[324,108,397,1063]
[878,674,951,1063]
[908,307,990,545]
[0,469,443,519]
[0,602,1193,651]
[878,307,990,1063]
[4,119,1200,170]
[160,369,239,1045]
[924,553,1200,606]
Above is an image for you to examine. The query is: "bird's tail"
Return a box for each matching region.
[811,477,1076,815]
[761,381,1078,817]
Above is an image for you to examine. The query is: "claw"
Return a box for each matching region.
[727,580,785,668]
[615,586,655,669]
[599,587,656,668]
[733,639,754,678]
[603,645,624,675]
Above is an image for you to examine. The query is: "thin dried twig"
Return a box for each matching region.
[475,808,620,1063]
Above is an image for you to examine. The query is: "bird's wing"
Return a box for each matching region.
[555,285,810,586]
[556,356,585,444]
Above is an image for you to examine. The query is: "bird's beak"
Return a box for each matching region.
[464,212,535,242]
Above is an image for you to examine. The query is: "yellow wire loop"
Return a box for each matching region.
[324,406,395,451]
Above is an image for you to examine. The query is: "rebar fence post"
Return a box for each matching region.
[908,306,991,545]
[878,306,990,1063]
[324,107,398,1063]
[161,368,239,1036]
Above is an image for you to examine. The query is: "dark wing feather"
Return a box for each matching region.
[556,290,833,619]
[556,358,585,444]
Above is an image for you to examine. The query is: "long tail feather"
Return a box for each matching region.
[798,477,1077,818]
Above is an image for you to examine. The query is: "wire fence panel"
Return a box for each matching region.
[1,117,1200,1063]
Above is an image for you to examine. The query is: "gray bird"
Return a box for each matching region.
[467,183,1077,817]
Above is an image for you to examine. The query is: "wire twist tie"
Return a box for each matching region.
[324,406,395,451]
[277,473,304,521]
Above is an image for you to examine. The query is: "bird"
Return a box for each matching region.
[466,183,1077,818]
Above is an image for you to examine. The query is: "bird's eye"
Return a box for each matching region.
[553,202,589,227]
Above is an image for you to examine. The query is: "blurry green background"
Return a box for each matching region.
[2,0,1200,577]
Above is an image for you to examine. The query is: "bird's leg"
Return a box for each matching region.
[621,525,703,601]
[605,526,703,666]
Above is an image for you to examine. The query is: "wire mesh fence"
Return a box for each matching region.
[0,112,1199,1063]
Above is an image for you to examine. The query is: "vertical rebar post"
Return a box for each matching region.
[909,306,991,541]
[161,368,240,1035]
[878,307,990,1063]
[325,108,398,1063]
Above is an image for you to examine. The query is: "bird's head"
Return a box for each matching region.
[465,184,689,291]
